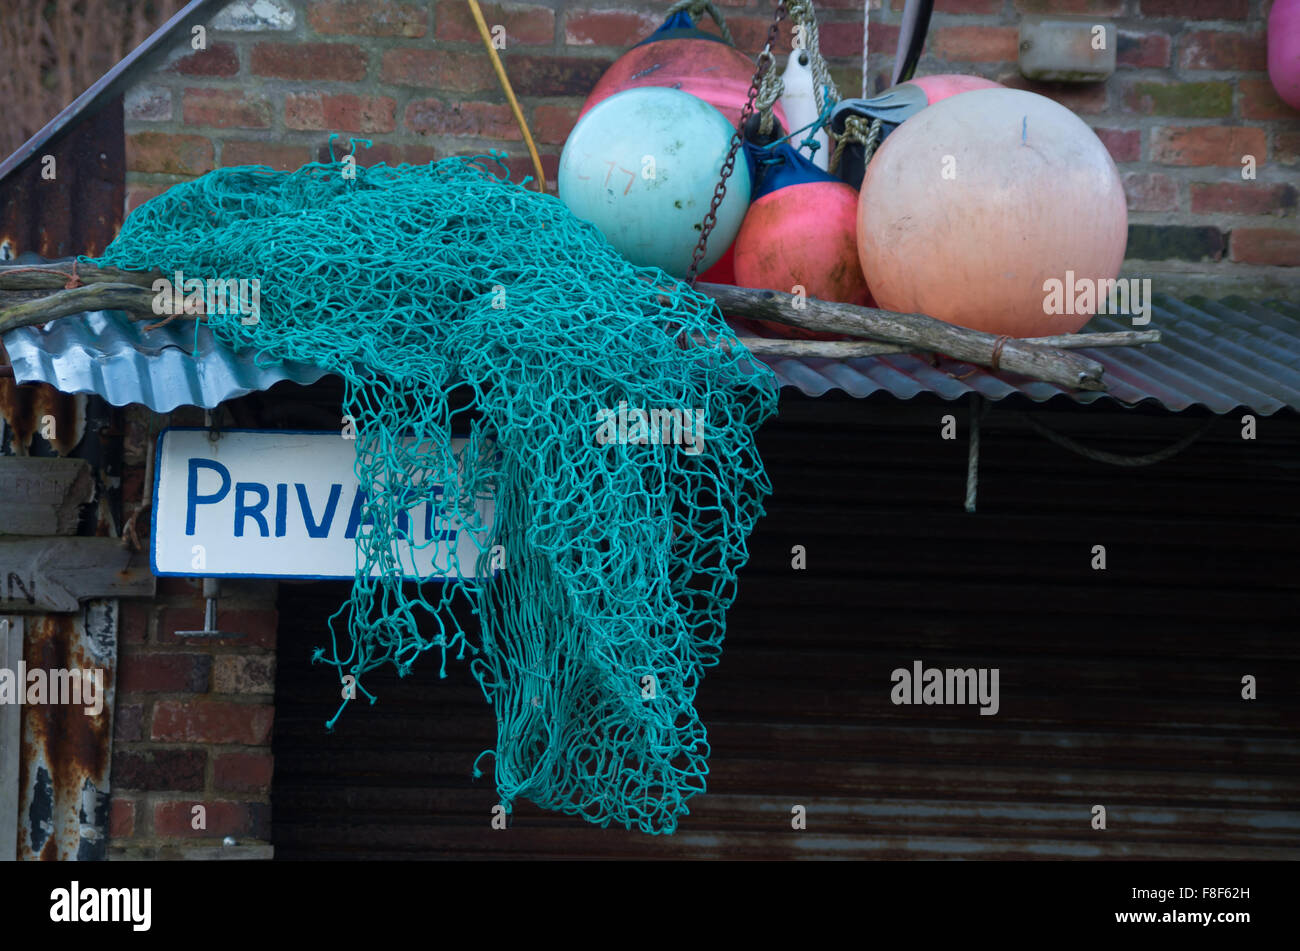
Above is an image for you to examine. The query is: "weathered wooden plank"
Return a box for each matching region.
[0,537,154,613]
[0,617,22,862]
[0,458,94,536]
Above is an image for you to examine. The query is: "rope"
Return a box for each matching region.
[467,0,546,192]
[1015,411,1217,467]
[666,0,735,46]
[86,155,778,834]
[829,114,881,173]
[758,0,839,137]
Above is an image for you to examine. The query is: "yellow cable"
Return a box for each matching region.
[466,0,546,193]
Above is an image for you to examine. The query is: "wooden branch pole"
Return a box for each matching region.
[0,260,160,289]
[697,282,1110,391]
[719,329,1161,359]
[0,282,158,334]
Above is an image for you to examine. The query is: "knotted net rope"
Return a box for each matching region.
[89,153,777,834]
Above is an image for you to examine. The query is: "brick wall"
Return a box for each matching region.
[109,403,277,860]
[120,0,1298,301]
[867,0,1299,296]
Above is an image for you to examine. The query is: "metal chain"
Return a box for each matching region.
[686,1,789,286]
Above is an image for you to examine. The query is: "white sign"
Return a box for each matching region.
[152,429,497,580]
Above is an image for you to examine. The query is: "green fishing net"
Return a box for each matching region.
[89,151,777,834]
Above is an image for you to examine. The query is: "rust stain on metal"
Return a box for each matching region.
[0,374,86,456]
[17,606,117,860]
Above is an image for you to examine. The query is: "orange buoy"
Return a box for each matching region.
[904,73,1002,105]
[580,11,787,131]
[857,88,1127,338]
[732,143,870,340]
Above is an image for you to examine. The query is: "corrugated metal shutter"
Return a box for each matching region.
[273,394,1300,859]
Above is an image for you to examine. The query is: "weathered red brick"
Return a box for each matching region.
[725,16,794,57]
[1093,127,1141,163]
[819,20,865,59]
[221,140,314,171]
[110,798,135,839]
[380,49,495,91]
[1122,171,1179,211]
[933,26,1019,64]
[285,93,396,133]
[151,700,274,744]
[307,1,427,37]
[1015,0,1123,12]
[167,42,239,76]
[436,1,554,45]
[250,42,367,80]
[406,99,521,139]
[997,73,1108,114]
[1150,125,1266,166]
[126,133,214,175]
[1140,0,1247,19]
[214,751,274,793]
[213,655,275,694]
[1121,80,1232,118]
[183,88,272,129]
[1278,131,1300,166]
[113,702,144,743]
[315,142,439,166]
[868,23,900,55]
[119,601,150,644]
[1179,30,1266,71]
[505,55,615,97]
[1191,182,1297,215]
[1117,31,1172,69]
[113,748,207,791]
[1241,79,1300,120]
[1229,228,1300,266]
[119,652,212,693]
[154,800,253,837]
[531,103,580,145]
[157,576,200,597]
[563,9,658,46]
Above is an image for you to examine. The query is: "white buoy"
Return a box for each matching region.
[779,51,830,170]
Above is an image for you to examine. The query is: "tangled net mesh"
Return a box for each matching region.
[89,152,777,834]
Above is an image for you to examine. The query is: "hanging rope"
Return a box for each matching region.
[829,114,882,174]
[757,0,839,137]
[1015,411,1217,467]
[666,0,735,46]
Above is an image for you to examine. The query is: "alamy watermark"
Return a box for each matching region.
[1042,270,1151,326]
[152,269,261,325]
[595,401,706,455]
[0,663,104,716]
[891,659,1000,716]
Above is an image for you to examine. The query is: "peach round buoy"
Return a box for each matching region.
[856,88,1127,338]
[732,144,870,340]
[904,73,1002,105]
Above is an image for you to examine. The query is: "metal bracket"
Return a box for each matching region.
[175,577,244,639]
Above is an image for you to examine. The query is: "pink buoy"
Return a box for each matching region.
[732,143,870,340]
[857,88,1127,339]
[904,73,1003,105]
[1269,0,1300,112]
[580,12,787,131]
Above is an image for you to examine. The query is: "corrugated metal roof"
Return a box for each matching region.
[2,310,328,412]
[764,295,1300,415]
[4,295,1298,416]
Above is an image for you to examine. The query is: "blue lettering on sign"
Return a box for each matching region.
[183,457,462,544]
[186,459,231,535]
[234,482,270,537]
[296,483,342,538]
